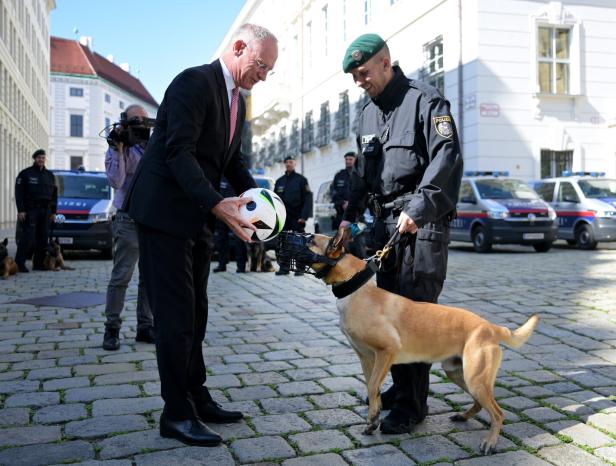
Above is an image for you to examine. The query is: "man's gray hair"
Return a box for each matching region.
[235,23,277,45]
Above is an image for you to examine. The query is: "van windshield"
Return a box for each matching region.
[578,179,616,199]
[56,175,111,200]
[475,179,539,200]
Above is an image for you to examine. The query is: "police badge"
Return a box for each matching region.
[433,115,453,138]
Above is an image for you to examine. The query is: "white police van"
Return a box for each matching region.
[531,172,616,250]
[451,171,558,252]
[51,168,115,258]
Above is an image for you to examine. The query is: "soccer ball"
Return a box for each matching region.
[239,188,286,242]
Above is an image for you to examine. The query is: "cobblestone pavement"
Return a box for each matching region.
[0,241,615,465]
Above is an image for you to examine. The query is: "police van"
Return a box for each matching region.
[451,171,558,252]
[51,168,115,258]
[531,172,616,250]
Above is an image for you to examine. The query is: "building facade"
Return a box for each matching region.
[49,36,158,172]
[0,0,55,226]
[215,0,616,210]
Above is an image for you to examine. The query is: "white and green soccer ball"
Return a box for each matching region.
[239,188,286,242]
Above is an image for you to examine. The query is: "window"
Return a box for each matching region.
[306,21,312,72]
[534,182,555,202]
[277,126,287,162]
[322,5,328,57]
[119,100,124,109]
[537,26,570,94]
[459,181,476,203]
[104,117,111,136]
[105,93,111,103]
[352,93,370,134]
[69,156,83,170]
[289,119,300,156]
[541,149,572,178]
[70,114,83,137]
[267,137,276,166]
[316,101,330,148]
[364,0,371,25]
[301,111,314,153]
[557,182,579,203]
[69,87,83,97]
[333,91,350,141]
[422,36,444,94]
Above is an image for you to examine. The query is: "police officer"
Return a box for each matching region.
[14,149,58,272]
[330,151,356,231]
[339,34,463,434]
[274,156,313,275]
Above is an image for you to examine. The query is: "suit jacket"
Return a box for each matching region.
[127,60,256,238]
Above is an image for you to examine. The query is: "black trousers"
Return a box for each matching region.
[15,207,50,267]
[372,212,449,421]
[137,222,214,420]
[214,220,247,270]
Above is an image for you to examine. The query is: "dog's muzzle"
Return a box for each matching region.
[276,231,338,277]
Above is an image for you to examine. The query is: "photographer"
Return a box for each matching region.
[102,104,154,351]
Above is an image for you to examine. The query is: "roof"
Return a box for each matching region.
[50,36,158,107]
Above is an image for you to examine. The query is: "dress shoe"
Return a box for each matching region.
[159,414,222,446]
[294,271,304,276]
[17,263,29,273]
[380,408,417,434]
[102,328,120,351]
[196,401,243,423]
[213,265,227,273]
[365,384,398,410]
[135,327,155,344]
[275,269,289,275]
[236,267,246,273]
[32,265,46,271]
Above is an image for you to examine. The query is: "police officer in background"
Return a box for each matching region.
[14,149,58,272]
[274,156,313,275]
[330,151,356,231]
[339,34,463,434]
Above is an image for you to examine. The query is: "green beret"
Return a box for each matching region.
[342,33,386,73]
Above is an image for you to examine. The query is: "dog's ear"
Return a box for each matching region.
[2,238,7,246]
[328,227,352,257]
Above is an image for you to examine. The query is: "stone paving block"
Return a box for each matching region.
[545,419,614,448]
[325,363,363,377]
[289,429,354,454]
[0,424,61,447]
[288,358,328,368]
[522,406,568,423]
[203,373,244,388]
[283,453,348,466]
[318,376,365,392]
[4,390,59,407]
[515,369,564,383]
[252,413,312,435]
[0,370,24,381]
[228,385,277,401]
[538,444,608,466]
[448,430,516,455]
[543,381,582,394]
[65,414,149,438]
[342,444,416,466]
[92,396,163,416]
[223,353,262,363]
[260,396,314,414]
[456,449,552,466]
[310,392,360,409]
[400,434,469,462]
[595,446,616,463]
[98,429,182,459]
[33,403,87,424]
[74,363,137,376]
[231,435,296,463]
[134,445,235,466]
[285,367,330,381]
[346,423,411,446]
[221,400,262,417]
[430,382,462,395]
[0,380,39,394]
[94,369,160,385]
[250,360,295,372]
[43,376,90,391]
[304,408,365,428]
[586,413,616,434]
[514,384,555,398]
[213,419,255,440]
[100,352,156,363]
[411,413,484,436]
[240,371,290,385]
[0,407,30,426]
[26,366,72,380]
[64,384,141,403]
[544,396,595,416]
[277,381,325,396]
[502,422,561,449]
[209,362,252,375]
[0,440,94,466]
[499,395,539,410]
[568,390,616,412]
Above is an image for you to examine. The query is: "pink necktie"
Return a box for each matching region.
[229,87,239,146]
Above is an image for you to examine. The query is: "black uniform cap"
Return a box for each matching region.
[344,151,357,158]
[283,156,295,162]
[32,149,46,159]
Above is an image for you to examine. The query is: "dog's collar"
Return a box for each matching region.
[331,260,378,299]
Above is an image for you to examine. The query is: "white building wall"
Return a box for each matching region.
[49,73,158,171]
[0,0,54,226]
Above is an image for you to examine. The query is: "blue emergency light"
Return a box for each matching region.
[561,170,605,177]
[464,171,509,177]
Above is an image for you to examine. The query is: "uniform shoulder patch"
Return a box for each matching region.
[433,115,453,138]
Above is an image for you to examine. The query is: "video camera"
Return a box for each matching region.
[105,112,156,148]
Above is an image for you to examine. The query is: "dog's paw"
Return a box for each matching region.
[479,439,496,455]
[450,413,467,422]
[362,423,378,435]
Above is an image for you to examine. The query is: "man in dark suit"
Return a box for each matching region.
[126,24,278,447]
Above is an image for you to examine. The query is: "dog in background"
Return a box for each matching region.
[247,243,275,272]
[306,229,539,455]
[0,238,18,279]
[43,239,74,271]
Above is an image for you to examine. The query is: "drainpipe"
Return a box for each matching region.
[457,0,464,146]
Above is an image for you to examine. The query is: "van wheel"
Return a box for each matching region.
[472,226,492,253]
[575,224,597,250]
[533,242,552,253]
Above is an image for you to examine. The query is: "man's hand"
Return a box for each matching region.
[17,212,26,222]
[342,201,348,210]
[396,212,418,234]
[211,197,256,242]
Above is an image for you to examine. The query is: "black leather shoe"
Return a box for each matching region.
[275,269,289,275]
[294,271,304,276]
[32,265,46,271]
[135,327,155,344]
[365,384,398,410]
[213,265,227,273]
[236,268,246,273]
[196,401,243,424]
[380,408,414,434]
[17,263,29,273]
[160,415,222,446]
[102,328,120,351]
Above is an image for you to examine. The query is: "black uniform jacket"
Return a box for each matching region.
[344,66,463,227]
[274,171,313,220]
[330,168,352,209]
[15,164,57,213]
[127,60,256,238]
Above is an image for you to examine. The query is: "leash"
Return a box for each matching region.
[364,229,403,270]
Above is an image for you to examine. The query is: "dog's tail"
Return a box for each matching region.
[498,314,539,349]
